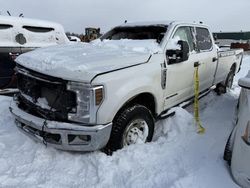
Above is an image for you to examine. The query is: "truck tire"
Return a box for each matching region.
[225,68,235,89]
[215,67,235,95]
[104,104,154,154]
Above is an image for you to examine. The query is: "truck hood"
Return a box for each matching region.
[16,39,161,82]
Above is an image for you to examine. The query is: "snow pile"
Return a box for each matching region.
[1,56,250,187]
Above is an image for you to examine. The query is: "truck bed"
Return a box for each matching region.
[214,48,244,85]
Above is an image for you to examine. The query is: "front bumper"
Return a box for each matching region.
[9,100,112,151]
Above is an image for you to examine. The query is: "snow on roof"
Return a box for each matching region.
[119,20,174,27]
[0,15,63,30]
[118,20,209,28]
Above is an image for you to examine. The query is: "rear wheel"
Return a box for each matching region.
[215,67,235,95]
[225,69,235,89]
[104,104,154,154]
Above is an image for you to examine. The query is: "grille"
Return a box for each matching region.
[16,65,76,122]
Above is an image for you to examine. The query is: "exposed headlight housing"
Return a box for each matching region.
[67,82,104,124]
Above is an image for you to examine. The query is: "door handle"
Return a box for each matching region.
[194,62,200,67]
[212,57,218,62]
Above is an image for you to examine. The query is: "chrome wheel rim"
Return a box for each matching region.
[123,119,149,146]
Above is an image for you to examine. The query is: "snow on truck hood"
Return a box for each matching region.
[16,39,161,82]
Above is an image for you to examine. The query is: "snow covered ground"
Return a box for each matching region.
[0,56,250,188]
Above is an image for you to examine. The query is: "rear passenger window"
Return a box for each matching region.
[196,27,212,51]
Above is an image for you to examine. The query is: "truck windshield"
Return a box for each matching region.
[101,25,168,43]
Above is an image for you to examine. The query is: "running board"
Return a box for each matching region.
[158,89,211,120]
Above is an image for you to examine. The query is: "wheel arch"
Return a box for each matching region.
[113,92,157,121]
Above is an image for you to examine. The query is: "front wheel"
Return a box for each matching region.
[104,104,154,153]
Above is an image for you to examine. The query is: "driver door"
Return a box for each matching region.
[164,26,198,109]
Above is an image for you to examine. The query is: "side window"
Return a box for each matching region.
[23,26,54,33]
[172,26,194,52]
[0,24,13,30]
[196,27,212,51]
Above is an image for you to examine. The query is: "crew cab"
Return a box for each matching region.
[9,21,244,152]
[0,16,69,91]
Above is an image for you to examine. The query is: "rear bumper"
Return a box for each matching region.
[9,100,112,151]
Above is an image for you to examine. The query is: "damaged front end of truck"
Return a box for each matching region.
[9,65,112,151]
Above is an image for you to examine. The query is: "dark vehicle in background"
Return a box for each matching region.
[0,16,69,92]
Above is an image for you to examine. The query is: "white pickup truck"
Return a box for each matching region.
[10,21,243,152]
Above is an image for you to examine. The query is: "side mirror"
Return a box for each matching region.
[166,40,190,64]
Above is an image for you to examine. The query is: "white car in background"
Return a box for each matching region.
[224,71,250,188]
[0,15,69,90]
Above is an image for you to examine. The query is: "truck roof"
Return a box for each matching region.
[119,21,173,27]
[118,20,208,28]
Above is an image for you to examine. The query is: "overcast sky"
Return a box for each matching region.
[0,0,249,34]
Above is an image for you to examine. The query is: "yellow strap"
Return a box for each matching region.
[194,66,205,134]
